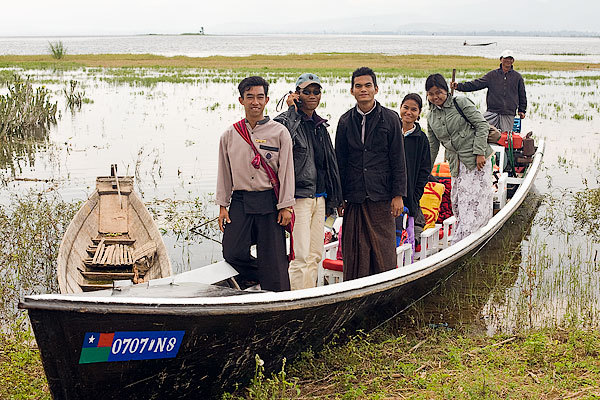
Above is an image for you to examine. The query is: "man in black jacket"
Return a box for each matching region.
[275,73,343,290]
[335,67,407,281]
[451,49,527,133]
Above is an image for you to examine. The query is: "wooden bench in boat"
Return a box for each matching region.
[80,236,159,291]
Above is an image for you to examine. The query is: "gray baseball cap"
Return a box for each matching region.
[295,73,322,89]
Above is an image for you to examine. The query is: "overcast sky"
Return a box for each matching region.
[2,0,599,36]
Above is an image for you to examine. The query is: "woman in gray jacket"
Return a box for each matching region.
[425,73,494,242]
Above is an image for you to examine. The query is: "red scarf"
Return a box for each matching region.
[233,119,295,260]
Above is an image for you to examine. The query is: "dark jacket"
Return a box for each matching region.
[456,65,527,116]
[274,106,343,214]
[335,101,407,204]
[403,122,431,217]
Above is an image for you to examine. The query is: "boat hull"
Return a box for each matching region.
[27,259,461,399]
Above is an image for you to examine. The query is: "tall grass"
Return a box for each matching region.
[0,74,57,138]
[0,192,80,329]
[48,41,66,60]
[63,79,84,109]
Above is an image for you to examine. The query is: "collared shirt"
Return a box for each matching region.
[216,117,295,209]
[403,124,416,137]
[356,103,377,143]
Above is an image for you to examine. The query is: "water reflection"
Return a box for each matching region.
[392,193,542,334]
[0,126,49,176]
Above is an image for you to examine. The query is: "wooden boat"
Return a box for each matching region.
[57,173,172,293]
[463,41,497,46]
[20,141,544,399]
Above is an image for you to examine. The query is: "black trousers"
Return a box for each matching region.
[222,190,290,292]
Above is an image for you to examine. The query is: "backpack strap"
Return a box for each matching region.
[452,98,474,129]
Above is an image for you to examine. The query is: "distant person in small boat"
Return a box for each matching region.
[216,76,295,291]
[451,49,527,133]
[336,67,407,280]
[426,73,493,242]
[274,73,343,290]
[398,93,431,256]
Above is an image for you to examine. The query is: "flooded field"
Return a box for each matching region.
[1,65,599,333]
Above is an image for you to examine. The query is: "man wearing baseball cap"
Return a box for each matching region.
[451,49,527,132]
[274,73,342,290]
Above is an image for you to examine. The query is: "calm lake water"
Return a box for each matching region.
[1,37,599,332]
[2,34,600,63]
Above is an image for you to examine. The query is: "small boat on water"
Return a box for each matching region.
[463,41,497,46]
[57,171,172,293]
[20,140,544,399]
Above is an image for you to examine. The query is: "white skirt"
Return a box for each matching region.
[451,159,493,242]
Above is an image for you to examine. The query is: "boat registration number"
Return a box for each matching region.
[79,331,185,364]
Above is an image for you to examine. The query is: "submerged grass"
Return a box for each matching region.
[0,74,57,138]
[0,53,599,74]
[63,79,85,110]
[0,192,80,327]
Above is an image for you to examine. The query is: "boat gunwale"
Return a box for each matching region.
[21,140,545,314]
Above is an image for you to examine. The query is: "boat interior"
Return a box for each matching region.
[74,139,538,298]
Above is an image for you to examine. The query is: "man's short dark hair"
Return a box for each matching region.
[425,73,449,93]
[238,76,269,97]
[351,67,377,88]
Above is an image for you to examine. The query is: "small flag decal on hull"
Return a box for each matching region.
[79,331,185,364]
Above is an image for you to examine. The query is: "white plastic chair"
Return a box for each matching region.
[417,223,442,260]
[440,216,457,249]
[318,241,340,286]
[396,243,413,267]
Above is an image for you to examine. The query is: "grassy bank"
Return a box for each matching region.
[1,53,599,74]
[225,327,600,399]
[3,325,599,400]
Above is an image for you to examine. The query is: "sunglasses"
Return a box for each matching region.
[301,88,321,96]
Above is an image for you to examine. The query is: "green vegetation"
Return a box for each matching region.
[550,52,588,56]
[572,113,590,120]
[0,319,50,400]
[224,328,600,399]
[521,73,551,80]
[0,74,57,137]
[48,41,66,60]
[0,193,79,399]
[63,79,85,109]
[575,75,600,81]
[0,192,80,327]
[0,53,598,74]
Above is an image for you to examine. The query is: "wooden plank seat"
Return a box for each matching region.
[80,283,113,292]
[90,237,136,267]
[80,236,158,290]
[91,237,136,245]
[80,271,135,281]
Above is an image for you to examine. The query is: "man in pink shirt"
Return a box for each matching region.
[216,76,295,291]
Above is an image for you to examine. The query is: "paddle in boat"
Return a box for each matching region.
[20,139,544,399]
